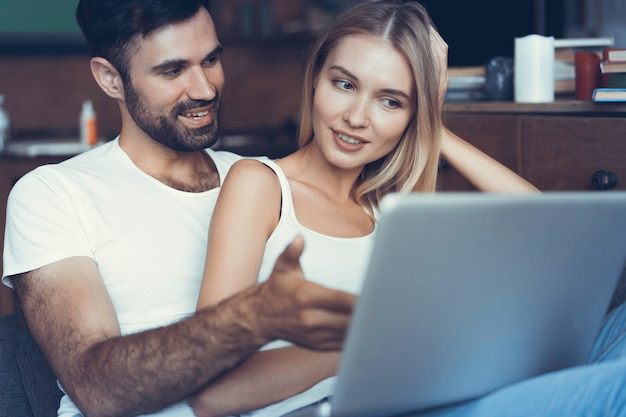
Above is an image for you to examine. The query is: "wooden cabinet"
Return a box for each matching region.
[522,116,626,190]
[439,101,626,192]
[0,156,68,315]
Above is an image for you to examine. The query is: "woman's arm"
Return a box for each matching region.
[428,26,538,194]
[440,127,539,193]
[192,159,339,417]
[196,159,280,308]
[191,346,340,417]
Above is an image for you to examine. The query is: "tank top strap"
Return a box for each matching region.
[257,158,296,221]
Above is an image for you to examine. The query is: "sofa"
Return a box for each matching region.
[0,313,62,417]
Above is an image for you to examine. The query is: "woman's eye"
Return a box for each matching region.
[383,98,401,109]
[334,80,354,91]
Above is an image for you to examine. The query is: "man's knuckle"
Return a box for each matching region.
[298,310,319,329]
[293,286,313,305]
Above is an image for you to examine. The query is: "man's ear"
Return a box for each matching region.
[90,57,125,100]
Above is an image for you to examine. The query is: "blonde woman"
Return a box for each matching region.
[191,1,536,416]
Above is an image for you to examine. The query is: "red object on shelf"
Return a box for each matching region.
[575,51,602,100]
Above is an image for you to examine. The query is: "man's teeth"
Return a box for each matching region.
[337,133,362,145]
[183,110,209,118]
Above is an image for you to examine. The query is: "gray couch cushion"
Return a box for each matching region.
[0,314,62,417]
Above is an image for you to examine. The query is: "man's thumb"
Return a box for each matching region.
[280,235,305,266]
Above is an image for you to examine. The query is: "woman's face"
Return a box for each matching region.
[311,34,415,171]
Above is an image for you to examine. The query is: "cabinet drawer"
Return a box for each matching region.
[522,117,626,191]
[439,114,522,191]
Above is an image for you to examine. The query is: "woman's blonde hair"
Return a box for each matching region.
[298,0,442,211]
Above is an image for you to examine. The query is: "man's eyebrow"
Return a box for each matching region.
[209,44,224,58]
[328,65,411,100]
[150,44,224,74]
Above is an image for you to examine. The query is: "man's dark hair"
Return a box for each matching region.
[76,0,211,81]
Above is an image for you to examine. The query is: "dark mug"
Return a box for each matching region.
[485,56,514,101]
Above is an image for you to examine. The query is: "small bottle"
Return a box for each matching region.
[0,95,10,152]
[80,100,98,146]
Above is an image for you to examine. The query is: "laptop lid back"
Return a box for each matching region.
[331,192,626,417]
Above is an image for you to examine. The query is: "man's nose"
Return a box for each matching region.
[186,67,218,101]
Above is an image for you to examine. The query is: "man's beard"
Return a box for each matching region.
[124,80,221,152]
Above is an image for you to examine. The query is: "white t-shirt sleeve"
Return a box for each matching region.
[2,167,92,286]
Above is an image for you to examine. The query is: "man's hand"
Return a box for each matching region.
[253,235,356,351]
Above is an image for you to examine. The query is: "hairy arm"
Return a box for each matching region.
[192,160,341,417]
[13,256,269,417]
[15,248,350,417]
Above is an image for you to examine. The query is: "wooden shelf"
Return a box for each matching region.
[444,100,626,116]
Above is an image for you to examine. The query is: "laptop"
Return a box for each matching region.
[288,192,626,417]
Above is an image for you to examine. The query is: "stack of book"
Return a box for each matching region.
[445,66,486,102]
[593,48,626,102]
[553,37,614,95]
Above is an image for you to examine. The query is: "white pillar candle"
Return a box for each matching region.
[514,34,555,103]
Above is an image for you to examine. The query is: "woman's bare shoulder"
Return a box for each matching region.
[222,158,281,198]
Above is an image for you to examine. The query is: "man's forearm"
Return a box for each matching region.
[37,286,269,417]
[18,240,353,417]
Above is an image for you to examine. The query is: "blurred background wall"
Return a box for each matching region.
[0,0,623,154]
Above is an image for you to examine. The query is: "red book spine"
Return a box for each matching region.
[601,48,626,86]
[604,47,626,61]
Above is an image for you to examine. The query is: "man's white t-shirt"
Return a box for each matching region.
[2,138,240,417]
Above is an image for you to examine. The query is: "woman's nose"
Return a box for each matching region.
[342,98,370,128]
